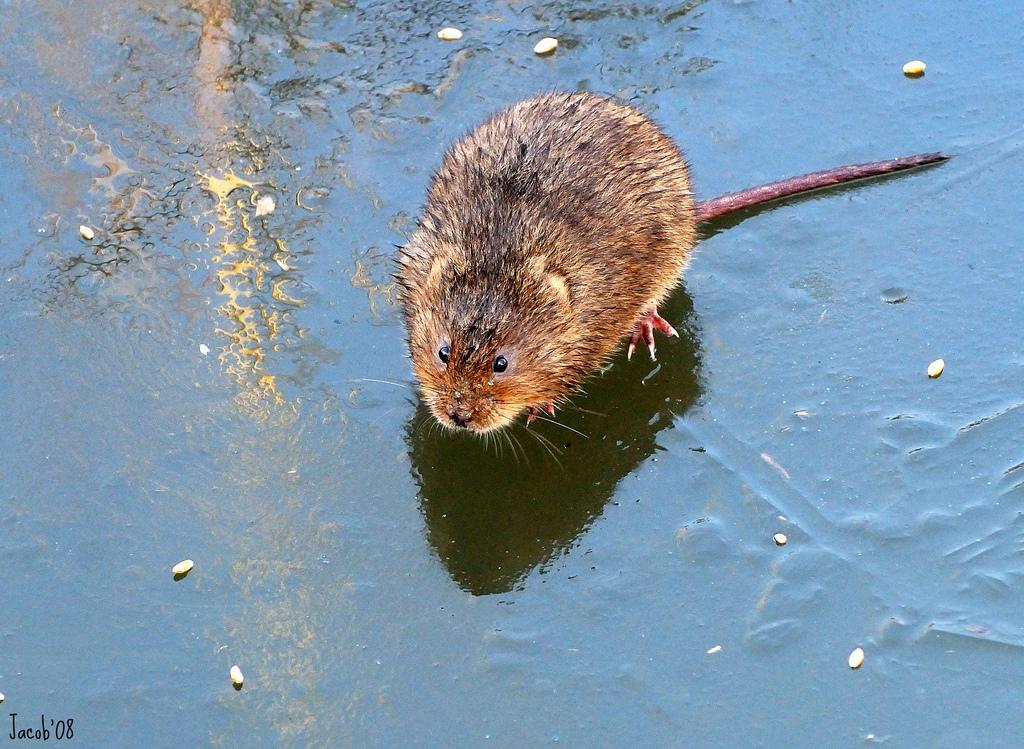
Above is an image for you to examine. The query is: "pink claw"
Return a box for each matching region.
[526,403,556,426]
[627,307,678,361]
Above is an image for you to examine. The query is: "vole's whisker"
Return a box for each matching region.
[532,415,589,439]
[485,430,502,458]
[503,430,521,466]
[348,377,412,389]
[559,400,606,418]
[412,411,429,438]
[525,427,564,469]
[507,428,528,466]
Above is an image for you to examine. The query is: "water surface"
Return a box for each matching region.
[1,1,1022,746]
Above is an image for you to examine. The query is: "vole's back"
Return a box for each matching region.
[418,92,697,357]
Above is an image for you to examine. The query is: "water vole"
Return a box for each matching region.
[396,92,946,433]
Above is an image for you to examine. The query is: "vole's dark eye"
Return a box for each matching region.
[438,346,450,364]
[493,355,508,373]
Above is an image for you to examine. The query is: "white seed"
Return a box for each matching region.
[706,645,722,654]
[199,344,210,356]
[927,358,945,378]
[903,60,926,77]
[172,559,194,576]
[230,665,245,686]
[534,37,558,56]
[773,532,788,546]
[79,224,95,240]
[254,195,276,216]
[437,27,462,41]
[848,647,865,669]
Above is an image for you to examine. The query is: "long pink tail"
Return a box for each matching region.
[695,152,949,223]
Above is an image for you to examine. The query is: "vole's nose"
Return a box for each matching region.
[448,404,473,428]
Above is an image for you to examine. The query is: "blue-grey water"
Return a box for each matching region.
[1,1,1022,746]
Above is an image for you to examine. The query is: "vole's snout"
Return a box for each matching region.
[428,385,511,433]
[447,403,474,428]
[445,392,475,429]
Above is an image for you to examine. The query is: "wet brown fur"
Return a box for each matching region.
[396,92,696,432]
[396,92,947,433]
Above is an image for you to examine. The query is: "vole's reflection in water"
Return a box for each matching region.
[405,286,703,595]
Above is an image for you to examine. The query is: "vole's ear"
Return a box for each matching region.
[426,248,467,286]
[397,234,465,289]
[527,255,571,305]
[545,271,570,304]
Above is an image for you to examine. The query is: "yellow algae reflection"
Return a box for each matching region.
[205,172,255,201]
[201,171,256,223]
[350,253,396,320]
[202,171,302,417]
